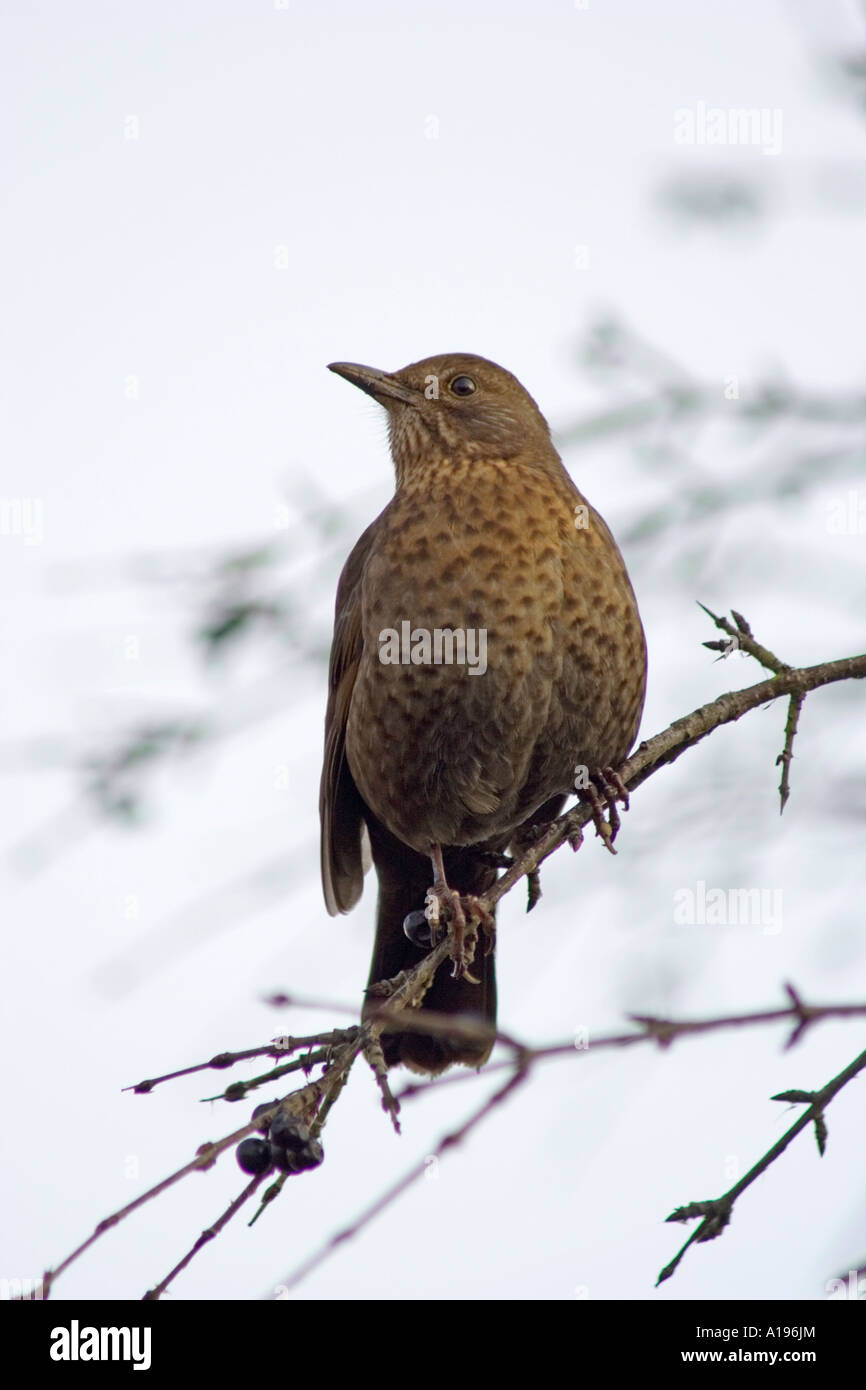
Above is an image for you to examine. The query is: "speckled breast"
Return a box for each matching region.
[345,455,646,853]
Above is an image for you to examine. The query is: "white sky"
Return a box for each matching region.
[2,0,865,1302]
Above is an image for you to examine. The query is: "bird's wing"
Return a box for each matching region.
[319,516,379,915]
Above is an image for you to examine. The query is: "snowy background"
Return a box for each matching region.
[2,0,865,1301]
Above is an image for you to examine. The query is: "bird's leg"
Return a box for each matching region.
[579,766,632,854]
[425,843,495,980]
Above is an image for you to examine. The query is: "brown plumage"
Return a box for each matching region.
[320,353,646,1073]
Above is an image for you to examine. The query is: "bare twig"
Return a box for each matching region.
[697,605,807,813]
[657,1043,866,1286]
[142,1172,268,1301]
[127,1029,358,1096]
[697,603,791,674]
[776,691,806,814]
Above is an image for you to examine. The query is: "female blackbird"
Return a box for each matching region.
[320,354,646,1073]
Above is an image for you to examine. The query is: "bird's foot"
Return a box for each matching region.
[426,844,495,981]
[477,902,497,956]
[580,767,631,855]
[423,886,494,981]
[600,765,630,811]
[404,890,494,971]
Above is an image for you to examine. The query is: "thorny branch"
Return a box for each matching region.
[697,603,803,813]
[36,619,866,1298]
[658,1033,866,1286]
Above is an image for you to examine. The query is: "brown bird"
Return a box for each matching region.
[320,353,646,1074]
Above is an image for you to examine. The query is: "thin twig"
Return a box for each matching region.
[697,602,791,674]
[127,1028,358,1095]
[777,692,805,814]
[657,1044,866,1286]
[697,605,808,812]
[143,1172,267,1300]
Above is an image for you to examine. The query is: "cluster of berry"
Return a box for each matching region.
[236,1101,324,1176]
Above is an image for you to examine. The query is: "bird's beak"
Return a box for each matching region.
[328,361,419,407]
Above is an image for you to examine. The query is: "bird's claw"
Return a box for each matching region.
[580,766,631,854]
[422,886,494,981]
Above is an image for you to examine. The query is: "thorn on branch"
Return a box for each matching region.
[771,1088,828,1156]
[657,1197,733,1285]
[667,1197,733,1241]
[814,1110,828,1156]
[249,1177,285,1225]
[782,981,816,1047]
[567,823,584,853]
[526,868,542,913]
[628,1014,677,1048]
[776,691,805,814]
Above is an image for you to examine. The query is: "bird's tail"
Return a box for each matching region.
[363,817,497,1074]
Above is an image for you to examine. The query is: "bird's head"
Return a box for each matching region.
[328,353,554,484]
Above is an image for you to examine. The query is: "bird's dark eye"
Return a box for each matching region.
[449,375,476,397]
